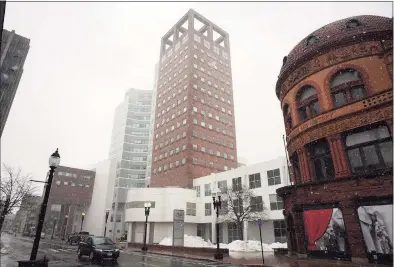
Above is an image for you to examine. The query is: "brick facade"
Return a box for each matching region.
[276,15,393,264]
[44,166,95,237]
[151,9,238,188]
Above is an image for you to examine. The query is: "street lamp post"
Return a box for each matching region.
[213,194,223,260]
[141,201,151,251]
[80,212,85,232]
[30,149,61,261]
[104,209,110,237]
[51,217,57,239]
[61,215,68,241]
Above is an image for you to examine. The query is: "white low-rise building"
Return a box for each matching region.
[124,156,290,245]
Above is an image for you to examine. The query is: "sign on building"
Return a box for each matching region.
[172,209,184,246]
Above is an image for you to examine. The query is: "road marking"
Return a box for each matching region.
[135,262,161,267]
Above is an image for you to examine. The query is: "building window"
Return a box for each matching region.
[205,203,212,216]
[250,196,263,212]
[193,158,198,165]
[186,202,196,216]
[201,147,206,153]
[308,139,335,181]
[232,177,242,191]
[273,220,287,243]
[228,223,242,243]
[220,200,228,215]
[306,35,318,46]
[297,85,320,121]
[209,161,214,168]
[182,158,186,165]
[194,186,200,197]
[269,194,283,210]
[218,180,228,192]
[193,144,198,151]
[344,125,392,174]
[346,19,361,28]
[330,69,366,108]
[267,169,281,186]
[249,173,261,189]
[233,199,243,214]
[205,184,211,196]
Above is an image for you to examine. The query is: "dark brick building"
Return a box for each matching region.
[44,166,95,237]
[0,29,30,137]
[276,15,392,264]
[151,9,238,188]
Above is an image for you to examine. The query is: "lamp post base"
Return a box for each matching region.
[214,253,223,260]
[141,246,148,252]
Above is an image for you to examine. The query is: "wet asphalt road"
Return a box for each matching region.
[0,235,242,267]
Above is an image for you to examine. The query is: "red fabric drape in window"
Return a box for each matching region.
[304,209,333,251]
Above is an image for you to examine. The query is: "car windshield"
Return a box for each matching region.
[93,237,114,245]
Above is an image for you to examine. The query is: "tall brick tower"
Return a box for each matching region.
[150,9,238,188]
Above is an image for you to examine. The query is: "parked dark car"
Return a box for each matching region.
[68,231,90,245]
[77,236,119,262]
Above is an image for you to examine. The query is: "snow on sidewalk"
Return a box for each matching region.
[159,234,287,252]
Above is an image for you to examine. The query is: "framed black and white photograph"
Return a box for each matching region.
[357,204,393,263]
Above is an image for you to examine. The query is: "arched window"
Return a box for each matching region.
[308,139,335,181]
[297,86,320,122]
[330,69,366,108]
[283,104,292,131]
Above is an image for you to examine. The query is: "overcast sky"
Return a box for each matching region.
[2,2,392,188]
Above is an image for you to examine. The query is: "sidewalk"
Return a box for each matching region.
[126,246,294,266]
[126,246,391,267]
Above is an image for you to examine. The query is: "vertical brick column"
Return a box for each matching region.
[297,148,312,183]
[293,211,307,256]
[327,134,351,178]
[339,200,368,263]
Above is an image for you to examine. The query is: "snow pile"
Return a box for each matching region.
[159,235,287,252]
[227,240,287,252]
[159,234,219,248]
[0,246,13,254]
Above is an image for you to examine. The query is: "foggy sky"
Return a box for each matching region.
[2,2,392,192]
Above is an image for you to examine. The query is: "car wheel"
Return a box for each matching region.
[77,248,82,259]
[89,251,95,261]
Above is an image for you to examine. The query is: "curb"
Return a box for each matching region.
[130,250,272,267]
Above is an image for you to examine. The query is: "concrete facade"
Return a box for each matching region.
[151,9,238,188]
[124,157,289,245]
[108,88,153,239]
[84,158,117,237]
[276,15,393,264]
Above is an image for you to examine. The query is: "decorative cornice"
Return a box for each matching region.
[286,89,393,144]
[278,41,383,101]
[287,104,393,155]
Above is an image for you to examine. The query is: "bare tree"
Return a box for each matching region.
[0,164,36,233]
[220,185,267,240]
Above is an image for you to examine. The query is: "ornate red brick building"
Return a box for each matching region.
[276,15,393,264]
